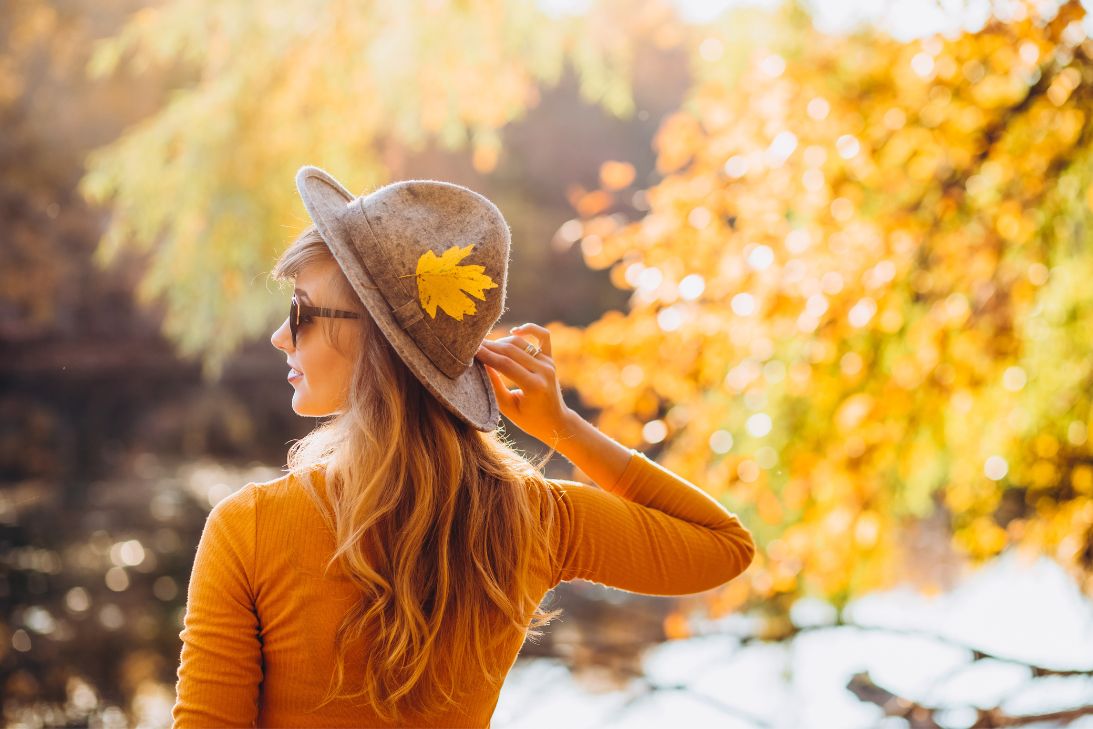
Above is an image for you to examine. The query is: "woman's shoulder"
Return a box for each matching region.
[210,472,315,524]
[258,471,332,517]
[250,471,298,497]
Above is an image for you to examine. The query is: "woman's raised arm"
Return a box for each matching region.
[476,323,756,595]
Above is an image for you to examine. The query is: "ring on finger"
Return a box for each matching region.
[524,342,541,357]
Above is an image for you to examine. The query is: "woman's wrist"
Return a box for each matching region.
[552,408,634,491]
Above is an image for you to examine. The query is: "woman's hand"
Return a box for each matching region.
[474,323,575,447]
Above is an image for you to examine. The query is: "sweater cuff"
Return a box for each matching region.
[607,448,646,495]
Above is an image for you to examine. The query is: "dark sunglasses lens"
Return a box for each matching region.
[289,297,298,345]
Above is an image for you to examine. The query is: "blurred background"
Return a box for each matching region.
[4,0,1093,725]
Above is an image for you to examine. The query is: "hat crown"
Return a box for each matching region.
[355,181,509,375]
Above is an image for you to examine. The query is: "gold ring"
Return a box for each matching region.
[524,343,540,357]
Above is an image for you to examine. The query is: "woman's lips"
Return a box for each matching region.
[288,368,303,382]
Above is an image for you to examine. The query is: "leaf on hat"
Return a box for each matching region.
[415,243,498,321]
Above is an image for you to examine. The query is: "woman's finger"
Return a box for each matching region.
[509,323,552,357]
[481,361,517,410]
[475,341,539,390]
[485,336,551,373]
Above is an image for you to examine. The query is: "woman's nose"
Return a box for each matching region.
[271,318,293,352]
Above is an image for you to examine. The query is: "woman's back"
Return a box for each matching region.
[172,448,754,728]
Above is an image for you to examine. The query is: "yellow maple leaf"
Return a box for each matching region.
[415,243,498,321]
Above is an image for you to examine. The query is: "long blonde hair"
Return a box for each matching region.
[270,225,563,722]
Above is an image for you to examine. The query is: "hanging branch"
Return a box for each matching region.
[848,671,1093,728]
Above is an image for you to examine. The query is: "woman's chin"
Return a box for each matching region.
[291,391,313,416]
[291,394,335,418]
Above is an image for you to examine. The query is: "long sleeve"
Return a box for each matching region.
[173,483,263,728]
[544,449,755,595]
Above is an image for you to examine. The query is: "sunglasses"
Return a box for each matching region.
[290,294,363,347]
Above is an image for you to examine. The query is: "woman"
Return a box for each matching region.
[171,166,755,728]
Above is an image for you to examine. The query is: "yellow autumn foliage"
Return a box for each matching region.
[550,0,1093,608]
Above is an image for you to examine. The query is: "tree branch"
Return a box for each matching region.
[848,671,1093,728]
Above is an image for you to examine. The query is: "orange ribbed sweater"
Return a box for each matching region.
[172,448,755,728]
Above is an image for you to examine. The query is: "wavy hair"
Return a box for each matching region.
[270,225,563,722]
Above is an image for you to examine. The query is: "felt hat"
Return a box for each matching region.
[295,165,509,432]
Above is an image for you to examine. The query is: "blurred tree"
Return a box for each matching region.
[78,0,685,377]
[0,0,167,347]
[550,0,1093,623]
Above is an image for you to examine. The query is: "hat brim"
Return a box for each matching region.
[295,166,500,432]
